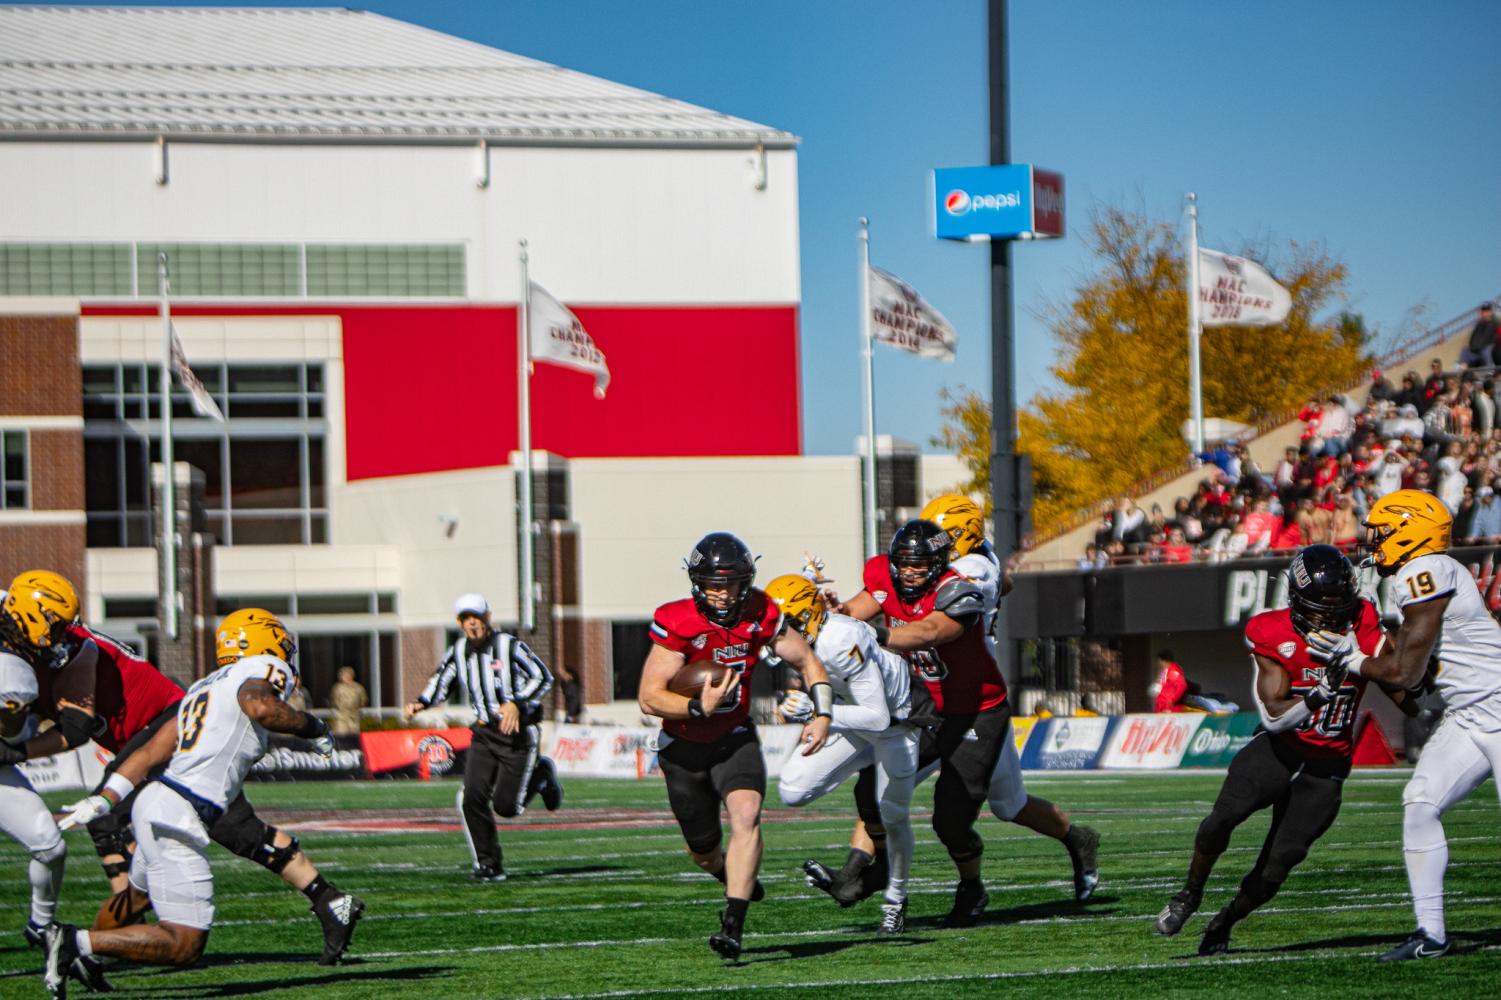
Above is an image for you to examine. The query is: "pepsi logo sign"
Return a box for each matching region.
[944,190,970,216]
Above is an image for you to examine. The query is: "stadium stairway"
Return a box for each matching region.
[1023,302,1492,569]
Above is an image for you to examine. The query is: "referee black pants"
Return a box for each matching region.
[460,721,542,870]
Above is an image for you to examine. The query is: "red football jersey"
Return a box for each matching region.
[39,625,185,753]
[1243,601,1384,760]
[863,555,1007,715]
[650,589,783,743]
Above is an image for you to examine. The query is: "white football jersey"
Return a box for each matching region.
[1392,553,1501,729]
[952,541,1003,649]
[813,612,910,731]
[0,650,37,715]
[163,654,298,808]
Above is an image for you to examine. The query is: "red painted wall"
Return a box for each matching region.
[83,303,803,480]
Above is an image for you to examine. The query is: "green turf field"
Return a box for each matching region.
[2,770,1499,998]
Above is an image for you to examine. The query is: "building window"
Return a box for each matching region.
[0,243,133,296]
[306,244,465,297]
[0,431,27,509]
[82,362,326,546]
[139,243,301,297]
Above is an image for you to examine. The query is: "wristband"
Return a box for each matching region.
[104,772,135,803]
[871,625,891,646]
[687,698,706,719]
[1302,687,1334,712]
[811,682,834,719]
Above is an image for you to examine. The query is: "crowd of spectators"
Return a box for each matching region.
[1081,304,1501,568]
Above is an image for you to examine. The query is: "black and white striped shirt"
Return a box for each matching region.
[416,631,554,727]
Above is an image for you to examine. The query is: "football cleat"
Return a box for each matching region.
[1198,911,1233,956]
[536,757,564,812]
[43,923,78,999]
[68,956,112,994]
[1154,889,1201,937]
[315,892,366,966]
[802,858,836,893]
[1378,930,1451,961]
[877,900,906,936]
[941,880,988,929]
[469,864,507,883]
[708,913,743,961]
[1068,825,1102,901]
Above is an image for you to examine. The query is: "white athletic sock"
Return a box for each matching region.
[880,805,913,905]
[1404,803,1449,942]
[28,853,64,926]
[76,930,93,957]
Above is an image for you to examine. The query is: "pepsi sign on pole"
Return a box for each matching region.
[933,164,1065,241]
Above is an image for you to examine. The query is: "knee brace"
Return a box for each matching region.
[943,830,984,866]
[31,839,66,866]
[254,828,301,874]
[88,811,135,859]
[102,859,132,880]
[853,767,884,829]
[212,810,271,861]
[684,827,723,857]
[1404,802,1447,854]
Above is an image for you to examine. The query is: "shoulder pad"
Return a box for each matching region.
[935,576,985,619]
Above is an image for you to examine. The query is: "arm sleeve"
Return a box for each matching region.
[418,646,459,706]
[829,645,890,734]
[510,640,554,704]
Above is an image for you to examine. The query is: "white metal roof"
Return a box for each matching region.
[0,6,797,147]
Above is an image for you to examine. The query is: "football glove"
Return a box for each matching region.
[309,734,336,758]
[779,689,815,723]
[1308,627,1369,678]
[58,794,113,831]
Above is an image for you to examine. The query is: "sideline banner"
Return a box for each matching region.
[1098,713,1206,769]
[1178,714,1260,767]
[360,727,473,778]
[1022,716,1114,770]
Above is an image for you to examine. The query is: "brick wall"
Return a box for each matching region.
[0,316,81,416]
[26,431,83,510]
[0,524,85,586]
[580,617,613,704]
[400,627,443,704]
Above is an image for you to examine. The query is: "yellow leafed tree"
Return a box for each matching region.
[937,204,1368,530]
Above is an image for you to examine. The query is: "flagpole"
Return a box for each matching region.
[859,218,878,559]
[1186,193,1205,457]
[518,240,536,633]
[157,253,178,641]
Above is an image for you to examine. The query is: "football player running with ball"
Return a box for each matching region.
[639,533,833,961]
[766,574,919,934]
[1305,490,1501,960]
[1155,544,1416,954]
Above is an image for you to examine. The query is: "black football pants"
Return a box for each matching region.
[460,722,541,870]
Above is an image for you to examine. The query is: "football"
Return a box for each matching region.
[666,662,734,699]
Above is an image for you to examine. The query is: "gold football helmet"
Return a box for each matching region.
[1363,488,1452,576]
[764,574,829,644]
[2,570,80,648]
[920,493,986,559]
[216,608,297,667]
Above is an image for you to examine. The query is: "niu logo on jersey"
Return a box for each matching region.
[714,642,750,665]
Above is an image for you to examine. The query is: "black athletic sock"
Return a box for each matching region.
[1062,824,1087,852]
[837,848,873,880]
[302,874,338,908]
[723,897,750,933]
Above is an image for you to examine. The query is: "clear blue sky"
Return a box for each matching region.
[69,1,1501,455]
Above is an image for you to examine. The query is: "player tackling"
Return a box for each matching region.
[1307,489,1501,960]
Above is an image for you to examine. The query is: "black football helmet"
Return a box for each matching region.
[1287,544,1361,637]
[686,532,757,627]
[888,519,953,602]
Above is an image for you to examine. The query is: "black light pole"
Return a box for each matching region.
[988,0,1021,682]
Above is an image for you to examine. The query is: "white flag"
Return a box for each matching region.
[527,281,610,398]
[169,323,224,421]
[868,266,957,361]
[1198,248,1292,327]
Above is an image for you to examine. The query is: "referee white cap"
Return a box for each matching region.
[454,592,490,617]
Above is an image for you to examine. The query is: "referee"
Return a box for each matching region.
[404,593,562,881]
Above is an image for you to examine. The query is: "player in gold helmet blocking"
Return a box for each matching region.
[1307,489,1501,960]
